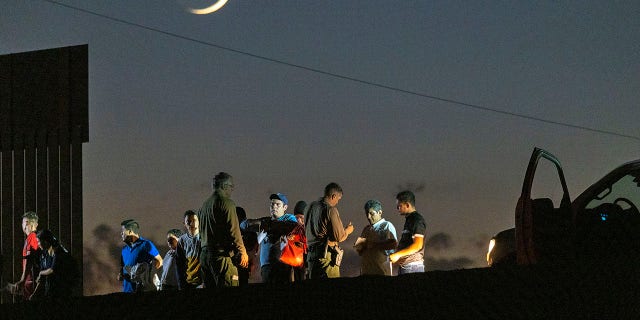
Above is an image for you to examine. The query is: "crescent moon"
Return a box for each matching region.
[187,0,229,14]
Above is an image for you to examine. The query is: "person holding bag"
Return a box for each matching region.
[240,193,298,283]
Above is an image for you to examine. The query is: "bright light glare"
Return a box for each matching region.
[486,239,496,265]
[187,0,229,15]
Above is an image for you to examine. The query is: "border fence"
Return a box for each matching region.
[0,44,88,303]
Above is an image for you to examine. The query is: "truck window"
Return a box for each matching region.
[585,173,640,211]
[530,160,565,208]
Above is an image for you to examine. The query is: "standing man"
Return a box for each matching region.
[241,193,298,283]
[389,190,427,274]
[176,210,202,289]
[354,200,398,276]
[197,172,248,288]
[118,219,163,292]
[305,183,354,279]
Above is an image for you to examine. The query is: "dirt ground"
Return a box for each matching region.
[3,262,640,319]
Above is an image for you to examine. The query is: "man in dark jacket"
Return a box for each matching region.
[197,172,248,287]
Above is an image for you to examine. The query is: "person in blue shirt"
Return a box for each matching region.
[241,193,298,283]
[118,219,163,292]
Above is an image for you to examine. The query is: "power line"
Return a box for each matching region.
[40,0,640,141]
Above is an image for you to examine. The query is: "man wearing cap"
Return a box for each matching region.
[241,192,298,283]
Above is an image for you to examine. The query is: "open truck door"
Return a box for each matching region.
[516,148,573,265]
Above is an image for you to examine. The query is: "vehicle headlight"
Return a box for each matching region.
[487,238,496,266]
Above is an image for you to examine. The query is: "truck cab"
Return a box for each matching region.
[488,147,640,266]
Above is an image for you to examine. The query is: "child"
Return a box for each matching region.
[12,212,40,300]
[160,229,182,290]
[33,229,77,299]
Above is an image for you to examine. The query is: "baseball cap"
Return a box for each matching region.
[269,193,288,206]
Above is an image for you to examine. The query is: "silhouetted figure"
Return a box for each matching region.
[32,229,78,299]
[293,200,308,281]
[235,207,258,286]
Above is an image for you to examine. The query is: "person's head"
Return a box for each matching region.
[36,229,58,250]
[120,219,140,243]
[364,199,383,225]
[269,193,288,219]
[294,201,307,225]
[213,172,234,197]
[236,206,247,223]
[323,182,343,207]
[396,190,416,215]
[166,229,182,250]
[21,211,39,236]
[183,210,199,236]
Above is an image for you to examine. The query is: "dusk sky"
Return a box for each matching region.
[2,0,639,290]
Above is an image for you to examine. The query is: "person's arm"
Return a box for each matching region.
[266,220,298,236]
[354,238,366,255]
[147,241,163,269]
[153,254,163,269]
[38,268,54,277]
[175,240,187,289]
[240,219,262,233]
[353,226,369,255]
[328,207,353,243]
[16,265,28,285]
[389,235,424,263]
[226,200,248,268]
[117,254,124,281]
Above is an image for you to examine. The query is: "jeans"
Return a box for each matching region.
[398,261,424,275]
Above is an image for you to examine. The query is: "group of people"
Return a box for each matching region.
[7,171,427,300]
[9,212,78,301]
[118,171,428,293]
